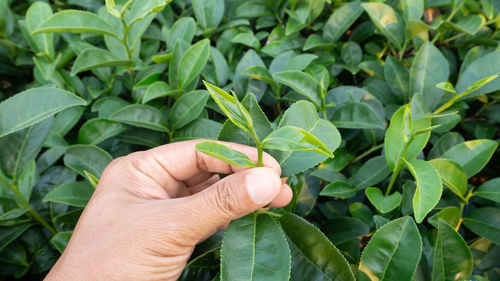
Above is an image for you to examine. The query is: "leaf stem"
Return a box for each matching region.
[120,17,135,96]
[258,210,282,218]
[0,177,57,235]
[351,144,384,164]
[385,141,411,196]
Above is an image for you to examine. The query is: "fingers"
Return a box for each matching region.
[173,167,286,241]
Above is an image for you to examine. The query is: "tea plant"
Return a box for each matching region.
[0,0,499,280]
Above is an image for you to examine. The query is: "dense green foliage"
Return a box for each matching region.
[0,0,499,280]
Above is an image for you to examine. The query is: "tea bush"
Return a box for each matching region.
[0,0,499,280]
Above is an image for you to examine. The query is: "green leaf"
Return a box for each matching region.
[432,220,473,281]
[362,3,406,50]
[428,206,461,229]
[451,15,486,35]
[204,81,252,133]
[341,41,362,67]
[409,41,450,110]
[170,91,209,129]
[110,104,169,132]
[332,102,386,130]
[323,2,363,43]
[50,232,72,254]
[384,105,431,171]
[0,118,52,180]
[463,207,500,246]
[231,32,260,49]
[359,217,422,281]
[63,145,113,178]
[429,158,468,198]
[221,214,291,281]
[262,126,334,158]
[0,208,29,225]
[401,0,424,22]
[366,187,402,214]
[195,141,256,167]
[43,181,94,207]
[280,213,355,281]
[192,0,225,30]
[167,17,196,51]
[352,156,392,190]
[142,81,181,104]
[32,10,118,38]
[273,71,321,107]
[25,2,54,59]
[275,101,341,176]
[320,182,356,198]
[456,48,500,96]
[384,56,409,102]
[0,87,86,138]
[51,106,85,137]
[173,119,222,142]
[405,159,442,223]
[325,217,370,245]
[78,118,127,145]
[71,48,133,76]
[123,0,171,26]
[244,66,280,94]
[178,39,211,89]
[475,178,500,203]
[283,54,318,72]
[0,224,32,252]
[442,140,498,178]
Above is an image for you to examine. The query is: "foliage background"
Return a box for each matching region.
[0,0,499,280]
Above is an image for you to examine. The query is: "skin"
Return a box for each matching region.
[45,140,293,281]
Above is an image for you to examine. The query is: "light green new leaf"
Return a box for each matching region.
[178,39,210,89]
[384,105,431,171]
[105,0,121,18]
[32,10,119,38]
[432,220,473,281]
[78,118,127,145]
[123,0,171,26]
[429,158,468,198]
[262,126,334,158]
[405,159,443,223]
[475,178,500,203]
[71,48,132,76]
[110,104,169,132]
[323,2,363,43]
[409,42,449,110]
[25,2,54,59]
[244,66,280,94]
[195,141,256,167]
[280,213,355,281]
[63,145,113,178]
[273,71,321,107]
[442,140,498,178]
[362,3,406,50]
[204,81,252,133]
[332,102,386,130]
[428,207,461,229]
[456,48,500,96]
[43,181,94,207]
[401,0,424,22]
[0,87,86,138]
[366,187,402,214]
[170,91,210,129]
[320,182,356,198]
[359,217,422,281]
[221,214,291,281]
[464,207,500,246]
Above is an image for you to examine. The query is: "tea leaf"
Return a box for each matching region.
[43,181,94,207]
[195,141,256,167]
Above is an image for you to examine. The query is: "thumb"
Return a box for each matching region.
[179,167,282,241]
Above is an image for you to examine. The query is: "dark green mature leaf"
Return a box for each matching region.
[43,181,94,207]
[0,87,86,138]
[429,158,468,198]
[110,104,169,132]
[352,156,391,190]
[262,126,334,158]
[0,224,32,252]
[173,119,222,141]
[428,207,461,229]
[332,102,386,130]
[320,182,356,198]
[71,48,132,76]
[442,140,498,178]
[326,217,370,245]
[405,159,442,223]
[50,232,72,254]
[366,187,402,214]
[464,208,500,246]
[171,91,209,129]
[280,213,355,281]
[409,42,449,110]
[78,119,127,145]
[195,141,256,167]
[362,3,406,50]
[0,208,29,225]
[273,71,321,107]
[178,39,211,89]
[142,81,181,104]
[0,118,52,180]
[359,217,422,281]
[221,214,291,281]
[63,145,113,178]
[432,220,473,281]
[401,0,424,22]
[475,178,500,203]
[275,101,341,176]
[323,2,363,43]
[192,0,225,30]
[32,10,118,38]
[384,56,409,102]
[456,48,500,96]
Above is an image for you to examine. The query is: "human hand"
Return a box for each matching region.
[45,140,292,281]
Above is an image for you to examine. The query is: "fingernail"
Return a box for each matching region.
[245,168,281,204]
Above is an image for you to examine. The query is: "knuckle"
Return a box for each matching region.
[212,182,241,216]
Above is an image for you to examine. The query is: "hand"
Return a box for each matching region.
[45,140,292,281]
